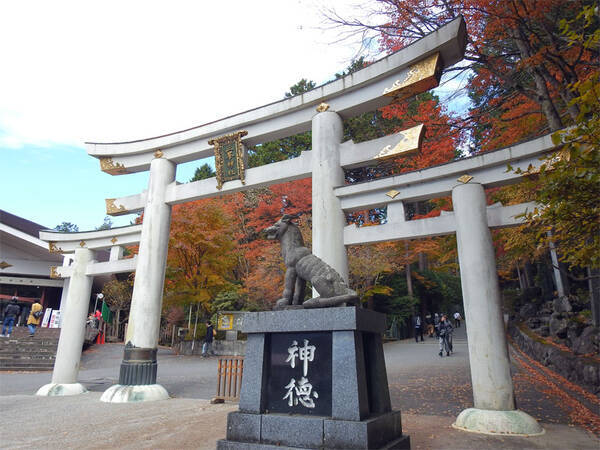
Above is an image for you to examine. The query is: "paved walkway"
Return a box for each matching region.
[0,325,598,449]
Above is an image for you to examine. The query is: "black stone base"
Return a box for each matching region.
[217,436,410,450]
[217,411,410,450]
[118,346,157,385]
[220,308,410,449]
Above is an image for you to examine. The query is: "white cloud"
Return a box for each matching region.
[0,0,363,148]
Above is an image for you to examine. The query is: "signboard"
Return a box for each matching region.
[41,308,53,328]
[217,311,245,331]
[209,130,248,190]
[49,310,61,328]
[265,331,332,416]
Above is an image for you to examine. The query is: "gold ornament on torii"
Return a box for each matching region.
[99,157,129,175]
[105,198,128,216]
[383,53,441,101]
[374,124,425,160]
[48,242,63,254]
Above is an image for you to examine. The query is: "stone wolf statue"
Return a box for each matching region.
[263,214,359,309]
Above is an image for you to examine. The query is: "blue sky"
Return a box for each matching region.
[0,1,470,231]
[0,0,366,230]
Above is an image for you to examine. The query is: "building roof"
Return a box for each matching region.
[0,209,50,238]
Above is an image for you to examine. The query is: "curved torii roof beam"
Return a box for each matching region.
[86,17,466,175]
[38,224,142,279]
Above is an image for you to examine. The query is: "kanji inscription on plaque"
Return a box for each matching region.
[209,130,248,190]
[266,331,332,416]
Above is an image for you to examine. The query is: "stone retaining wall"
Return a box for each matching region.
[509,322,599,396]
[175,339,246,356]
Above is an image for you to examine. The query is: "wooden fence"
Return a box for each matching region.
[215,356,244,401]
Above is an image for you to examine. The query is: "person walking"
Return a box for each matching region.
[202,321,215,357]
[1,297,21,337]
[453,311,462,328]
[27,300,43,336]
[413,314,424,342]
[438,314,453,357]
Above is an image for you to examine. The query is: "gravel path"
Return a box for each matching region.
[1,324,598,449]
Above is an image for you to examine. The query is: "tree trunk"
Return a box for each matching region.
[511,26,563,131]
[406,263,414,298]
[538,257,555,300]
[588,268,600,327]
[516,264,525,291]
[191,304,199,352]
[524,260,535,288]
[115,309,121,338]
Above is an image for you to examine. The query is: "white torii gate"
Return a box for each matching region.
[36,225,141,396]
[46,16,551,434]
[85,17,466,405]
[336,133,556,435]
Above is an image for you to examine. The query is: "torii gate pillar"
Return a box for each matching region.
[101,156,175,403]
[37,248,94,396]
[312,109,349,284]
[451,183,543,435]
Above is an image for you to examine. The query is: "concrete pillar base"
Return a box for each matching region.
[100,384,169,403]
[453,408,544,436]
[36,383,88,397]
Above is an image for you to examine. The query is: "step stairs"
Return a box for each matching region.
[0,327,60,371]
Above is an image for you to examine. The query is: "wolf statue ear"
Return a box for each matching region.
[281,212,301,223]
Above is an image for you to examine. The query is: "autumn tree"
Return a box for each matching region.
[326,0,597,148]
[164,199,239,318]
[238,179,313,308]
[101,276,133,338]
[511,6,600,323]
[521,5,600,272]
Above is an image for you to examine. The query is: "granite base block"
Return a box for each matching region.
[261,414,324,448]
[226,412,262,443]
[220,411,408,450]
[381,435,411,450]
[217,440,306,450]
[324,411,402,449]
[217,437,410,450]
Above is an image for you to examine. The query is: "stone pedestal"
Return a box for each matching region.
[218,307,410,449]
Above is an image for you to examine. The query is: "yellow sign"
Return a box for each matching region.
[218,313,234,331]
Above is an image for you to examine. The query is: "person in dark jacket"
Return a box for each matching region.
[413,314,424,342]
[202,321,215,357]
[1,297,21,337]
[437,314,453,357]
